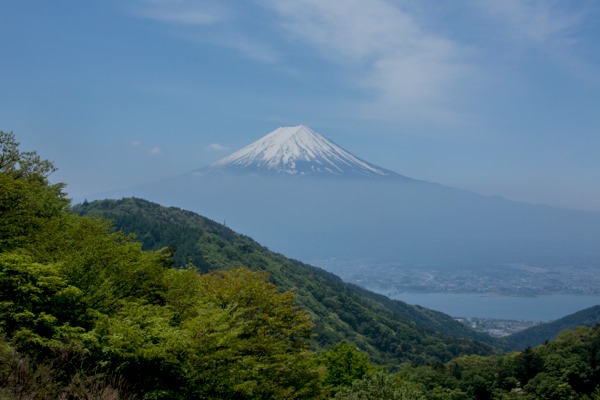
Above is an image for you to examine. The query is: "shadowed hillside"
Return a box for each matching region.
[505,305,600,350]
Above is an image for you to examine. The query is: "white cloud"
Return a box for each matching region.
[262,0,472,118]
[131,140,162,156]
[128,0,475,118]
[126,0,597,126]
[128,0,278,63]
[147,146,162,156]
[221,34,279,64]
[264,0,417,62]
[207,143,229,152]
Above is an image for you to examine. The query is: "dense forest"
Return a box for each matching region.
[72,197,498,363]
[504,305,600,351]
[2,130,600,399]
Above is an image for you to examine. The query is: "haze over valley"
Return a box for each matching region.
[95,125,600,323]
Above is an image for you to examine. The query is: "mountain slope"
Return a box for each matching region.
[504,305,600,350]
[73,197,498,364]
[106,175,600,270]
[95,127,600,277]
[197,125,405,179]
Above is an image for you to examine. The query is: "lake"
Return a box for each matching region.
[387,292,600,322]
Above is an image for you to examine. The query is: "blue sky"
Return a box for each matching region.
[1,0,599,210]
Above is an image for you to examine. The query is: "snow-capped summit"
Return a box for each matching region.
[201,125,404,178]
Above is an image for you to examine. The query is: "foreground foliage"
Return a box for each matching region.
[74,197,498,364]
[396,325,600,399]
[2,130,600,399]
[0,131,321,398]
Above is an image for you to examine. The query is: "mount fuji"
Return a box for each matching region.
[197,125,407,179]
[94,125,600,283]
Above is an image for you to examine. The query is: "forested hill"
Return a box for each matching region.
[5,131,600,399]
[73,197,497,364]
[504,305,600,350]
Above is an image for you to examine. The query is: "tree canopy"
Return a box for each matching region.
[2,130,600,399]
[0,131,322,398]
[73,196,499,365]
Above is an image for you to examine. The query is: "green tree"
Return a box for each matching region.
[446,354,503,400]
[333,371,426,400]
[178,268,323,399]
[319,342,377,389]
[88,267,325,398]
[0,252,86,359]
[1,131,329,398]
[0,130,59,179]
[0,130,68,251]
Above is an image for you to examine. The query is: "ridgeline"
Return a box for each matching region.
[73,197,497,365]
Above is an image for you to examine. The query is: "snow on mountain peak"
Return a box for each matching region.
[205,125,402,178]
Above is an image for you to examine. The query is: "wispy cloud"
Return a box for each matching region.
[127,0,472,119]
[206,143,229,152]
[128,0,278,63]
[262,0,472,119]
[132,140,162,156]
[474,0,598,82]
[475,0,583,44]
[126,0,598,123]
[129,0,228,26]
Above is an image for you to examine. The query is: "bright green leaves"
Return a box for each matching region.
[0,131,57,180]
[7,130,600,399]
[96,301,178,363]
[164,268,323,399]
[0,174,68,251]
[0,253,70,333]
[316,343,429,400]
[73,197,500,367]
[200,268,314,348]
[1,231,323,398]
[332,371,427,400]
[92,300,185,397]
[0,252,90,367]
[30,214,170,317]
[76,267,324,399]
[0,131,68,251]
[0,128,324,398]
[319,342,377,389]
